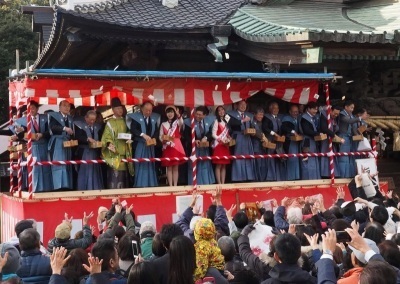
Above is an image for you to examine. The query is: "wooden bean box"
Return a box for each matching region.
[332,136,343,143]
[89,141,102,149]
[7,146,17,152]
[314,134,327,141]
[146,138,157,146]
[358,125,367,134]
[262,141,277,149]
[274,135,286,143]
[226,139,236,147]
[24,133,38,140]
[290,135,303,142]
[162,135,174,142]
[198,141,209,148]
[352,135,364,142]
[10,152,18,160]
[16,144,27,152]
[63,140,78,148]
[244,128,256,136]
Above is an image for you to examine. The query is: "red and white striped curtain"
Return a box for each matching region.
[9,77,320,107]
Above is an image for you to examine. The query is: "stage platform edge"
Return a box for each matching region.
[1,179,388,244]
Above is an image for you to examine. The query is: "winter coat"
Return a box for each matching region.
[16,249,52,284]
[337,267,363,284]
[47,225,92,254]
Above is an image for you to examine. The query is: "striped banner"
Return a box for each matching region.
[9,78,320,107]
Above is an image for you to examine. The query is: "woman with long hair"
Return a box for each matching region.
[168,235,196,284]
[61,248,89,284]
[127,261,158,284]
[212,106,233,184]
[159,105,186,186]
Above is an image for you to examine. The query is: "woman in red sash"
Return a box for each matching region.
[212,106,233,184]
[159,105,186,186]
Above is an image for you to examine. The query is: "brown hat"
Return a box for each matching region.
[55,222,72,240]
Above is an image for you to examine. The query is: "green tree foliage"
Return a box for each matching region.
[0,0,48,122]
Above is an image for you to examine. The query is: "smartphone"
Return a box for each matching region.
[336,231,351,243]
[121,200,127,208]
[132,240,139,258]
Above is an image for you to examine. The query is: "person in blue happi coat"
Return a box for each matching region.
[129,102,160,187]
[48,100,74,190]
[187,106,215,185]
[263,102,286,181]
[250,108,268,182]
[338,100,363,178]
[228,100,256,182]
[281,104,301,181]
[319,105,343,178]
[74,110,104,190]
[17,101,53,192]
[299,102,321,180]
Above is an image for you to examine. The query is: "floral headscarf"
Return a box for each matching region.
[193,218,225,280]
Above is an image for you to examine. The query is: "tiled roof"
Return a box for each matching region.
[229,1,400,43]
[58,0,247,30]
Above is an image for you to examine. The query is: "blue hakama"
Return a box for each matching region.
[48,134,73,189]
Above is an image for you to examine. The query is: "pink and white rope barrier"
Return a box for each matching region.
[26,98,34,199]
[190,108,197,191]
[27,150,370,167]
[324,82,335,184]
[8,106,14,194]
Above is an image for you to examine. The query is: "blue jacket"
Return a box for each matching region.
[215,205,230,237]
[274,206,289,232]
[16,249,52,284]
[47,224,92,254]
[85,271,127,284]
[49,274,68,284]
[176,205,230,241]
[315,258,337,284]
[176,206,196,242]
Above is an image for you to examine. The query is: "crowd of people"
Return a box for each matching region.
[9,98,370,191]
[1,174,400,284]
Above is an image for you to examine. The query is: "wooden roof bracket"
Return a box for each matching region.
[207,36,229,62]
[207,25,231,63]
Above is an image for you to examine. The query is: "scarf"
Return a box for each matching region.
[212,121,229,149]
[162,119,178,150]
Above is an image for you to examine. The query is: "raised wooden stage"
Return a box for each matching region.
[0,179,388,244]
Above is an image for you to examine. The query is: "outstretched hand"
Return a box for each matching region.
[83,211,94,225]
[115,204,122,214]
[125,204,134,215]
[64,213,73,223]
[322,229,337,253]
[345,228,371,254]
[0,252,9,272]
[51,247,71,275]
[304,233,319,250]
[225,204,236,221]
[190,193,199,208]
[211,186,222,206]
[83,254,103,275]
[336,187,345,200]
[241,224,255,236]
